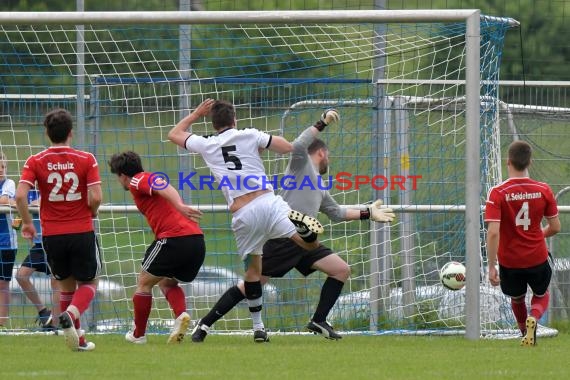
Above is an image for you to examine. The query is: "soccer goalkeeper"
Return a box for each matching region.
[191,109,395,341]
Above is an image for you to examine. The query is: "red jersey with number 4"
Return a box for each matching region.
[129,172,202,239]
[19,146,101,236]
[485,177,558,268]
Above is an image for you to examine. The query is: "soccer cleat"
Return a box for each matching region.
[191,319,209,343]
[307,320,342,340]
[253,329,270,343]
[77,329,95,352]
[37,308,52,326]
[288,210,324,243]
[167,312,190,344]
[78,341,96,351]
[59,311,79,351]
[521,316,537,346]
[125,330,148,344]
[37,308,56,331]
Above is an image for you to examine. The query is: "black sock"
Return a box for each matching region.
[201,285,245,327]
[312,277,344,322]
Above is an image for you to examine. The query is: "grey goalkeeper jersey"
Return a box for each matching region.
[279,127,347,221]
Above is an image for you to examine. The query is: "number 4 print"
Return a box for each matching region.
[515,201,530,231]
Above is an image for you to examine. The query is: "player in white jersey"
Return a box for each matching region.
[168,98,323,342]
[190,109,396,342]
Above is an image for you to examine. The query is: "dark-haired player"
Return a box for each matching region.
[485,140,561,346]
[190,109,395,342]
[15,108,102,351]
[108,150,205,344]
[168,98,323,342]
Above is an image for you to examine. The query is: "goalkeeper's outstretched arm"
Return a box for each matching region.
[320,193,395,224]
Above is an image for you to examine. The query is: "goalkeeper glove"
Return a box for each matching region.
[314,109,340,131]
[360,200,395,223]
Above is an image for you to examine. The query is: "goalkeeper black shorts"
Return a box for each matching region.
[262,238,333,278]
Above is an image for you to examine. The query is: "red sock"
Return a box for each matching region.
[72,284,97,315]
[511,298,528,333]
[60,291,74,314]
[133,292,152,338]
[531,291,550,320]
[78,330,86,346]
[164,285,186,318]
[59,291,80,328]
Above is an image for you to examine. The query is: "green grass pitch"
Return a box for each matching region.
[2,333,570,379]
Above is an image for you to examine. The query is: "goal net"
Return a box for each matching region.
[0,11,546,338]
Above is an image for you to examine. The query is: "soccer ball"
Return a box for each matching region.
[439,261,466,291]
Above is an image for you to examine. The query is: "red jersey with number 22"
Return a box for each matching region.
[129,172,202,239]
[19,146,101,236]
[485,177,558,268]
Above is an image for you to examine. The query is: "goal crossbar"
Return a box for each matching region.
[0,10,483,25]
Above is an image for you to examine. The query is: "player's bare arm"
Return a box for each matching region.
[168,98,215,147]
[14,182,36,240]
[543,215,561,238]
[267,135,293,154]
[88,183,103,217]
[154,184,203,223]
[486,221,500,286]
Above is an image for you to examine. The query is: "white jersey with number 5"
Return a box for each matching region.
[185,128,273,206]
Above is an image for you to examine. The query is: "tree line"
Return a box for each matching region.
[1,0,567,81]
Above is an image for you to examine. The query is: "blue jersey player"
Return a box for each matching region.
[16,189,59,331]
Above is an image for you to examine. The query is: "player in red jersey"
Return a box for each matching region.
[108,151,205,344]
[485,140,560,346]
[15,108,102,351]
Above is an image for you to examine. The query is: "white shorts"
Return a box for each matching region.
[231,192,296,260]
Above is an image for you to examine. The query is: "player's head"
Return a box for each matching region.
[0,151,6,179]
[44,108,73,144]
[108,151,144,190]
[507,140,532,172]
[308,138,329,175]
[210,100,236,131]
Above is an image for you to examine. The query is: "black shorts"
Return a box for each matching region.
[0,249,16,281]
[21,243,51,275]
[142,235,205,282]
[262,238,333,278]
[499,260,552,298]
[42,231,101,282]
